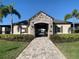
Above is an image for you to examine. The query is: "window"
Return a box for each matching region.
[21,28,26,33]
[5,27,11,34]
[68,27,71,33]
[18,26,21,32]
[60,26,63,33]
[57,27,61,32]
[21,25,27,33]
[55,26,63,33]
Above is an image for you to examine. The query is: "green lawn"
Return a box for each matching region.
[0,40,28,59]
[56,41,79,59]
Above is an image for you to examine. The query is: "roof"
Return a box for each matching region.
[54,19,72,24]
[0,25,10,27]
[13,20,28,25]
[28,11,72,24]
[9,11,72,25]
[74,23,79,25]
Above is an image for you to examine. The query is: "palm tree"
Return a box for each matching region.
[64,9,79,33]
[0,4,21,34]
[0,4,6,22]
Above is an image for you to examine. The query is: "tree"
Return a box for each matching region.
[64,9,79,33]
[0,4,21,34]
[0,4,6,22]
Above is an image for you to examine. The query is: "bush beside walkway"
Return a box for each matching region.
[50,34,79,43]
[0,34,34,42]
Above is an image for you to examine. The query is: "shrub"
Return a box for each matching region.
[50,34,79,43]
[0,34,34,42]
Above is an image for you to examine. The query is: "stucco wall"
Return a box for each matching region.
[56,24,71,34]
[2,27,5,34]
[13,25,20,34]
[13,25,28,34]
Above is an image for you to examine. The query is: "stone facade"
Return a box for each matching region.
[28,12,54,37]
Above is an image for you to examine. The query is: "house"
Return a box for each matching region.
[0,11,73,37]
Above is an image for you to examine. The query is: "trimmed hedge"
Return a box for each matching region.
[50,34,79,43]
[0,34,34,42]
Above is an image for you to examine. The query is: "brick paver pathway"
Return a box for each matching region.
[16,37,67,59]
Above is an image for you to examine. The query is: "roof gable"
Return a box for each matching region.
[29,11,54,21]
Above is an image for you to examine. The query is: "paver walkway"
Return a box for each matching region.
[16,37,67,59]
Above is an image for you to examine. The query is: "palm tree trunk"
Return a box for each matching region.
[10,14,13,34]
[73,22,75,33]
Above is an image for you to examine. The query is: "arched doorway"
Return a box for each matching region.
[34,23,48,37]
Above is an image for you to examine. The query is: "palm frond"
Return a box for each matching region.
[1,5,21,19]
[7,5,21,19]
[64,14,72,21]
[0,8,4,22]
[76,13,79,19]
[11,8,21,19]
[0,4,21,22]
[72,9,78,17]
[2,7,9,17]
[0,13,3,22]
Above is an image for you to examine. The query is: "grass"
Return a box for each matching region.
[0,40,28,59]
[56,41,79,59]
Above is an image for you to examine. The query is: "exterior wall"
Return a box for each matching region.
[13,25,28,34]
[0,26,11,34]
[2,27,5,34]
[28,12,54,37]
[56,24,71,34]
[13,25,20,34]
[21,25,28,34]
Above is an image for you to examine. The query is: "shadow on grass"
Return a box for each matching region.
[6,47,19,52]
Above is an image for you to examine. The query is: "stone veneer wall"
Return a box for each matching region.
[28,12,54,37]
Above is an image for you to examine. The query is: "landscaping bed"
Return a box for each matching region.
[50,34,79,43]
[0,34,34,42]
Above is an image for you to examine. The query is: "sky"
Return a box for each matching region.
[1,0,79,25]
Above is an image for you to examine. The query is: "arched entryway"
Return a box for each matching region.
[34,23,48,37]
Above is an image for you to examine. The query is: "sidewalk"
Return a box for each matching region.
[16,37,67,59]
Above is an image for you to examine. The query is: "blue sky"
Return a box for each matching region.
[1,0,79,25]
